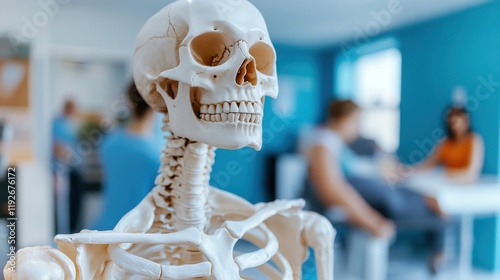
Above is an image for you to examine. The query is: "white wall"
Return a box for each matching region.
[51,6,149,53]
[31,3,155,164]
[2,0,157,244]
[0,0,40,34]
[51,59,128,117]
[2,0,151,163]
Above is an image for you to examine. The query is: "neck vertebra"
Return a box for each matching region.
[152,115,215,232]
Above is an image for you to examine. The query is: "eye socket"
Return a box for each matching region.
[190,32,231,66]
[249,42,275,76]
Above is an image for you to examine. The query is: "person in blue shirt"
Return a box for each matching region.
[53,101,79,165]
[92,82,162,230]
[53,100,82,233]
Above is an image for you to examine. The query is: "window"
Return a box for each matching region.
[336,46,402,153]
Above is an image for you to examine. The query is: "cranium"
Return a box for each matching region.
[133,0,278,150]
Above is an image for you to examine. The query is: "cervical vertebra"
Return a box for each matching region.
[151,115,214,233]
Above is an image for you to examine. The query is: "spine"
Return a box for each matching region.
[151,115,214,233]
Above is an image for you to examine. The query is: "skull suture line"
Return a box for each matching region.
[134,0,278,150]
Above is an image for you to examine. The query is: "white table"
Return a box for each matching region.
[405,172,500,279]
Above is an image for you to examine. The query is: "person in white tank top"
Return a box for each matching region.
[302,100,447,274]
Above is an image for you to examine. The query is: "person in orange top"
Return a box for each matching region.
[421,107,484,184]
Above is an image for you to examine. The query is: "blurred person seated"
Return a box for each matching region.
[92,82,161,230]
[301,100,447,273]
[418,106,484,184]
[53,99,83,233]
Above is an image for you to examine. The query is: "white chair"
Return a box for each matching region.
[275,154,390,280]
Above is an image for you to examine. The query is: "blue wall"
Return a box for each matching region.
[211,46,322,203]
[394,2,500,271]
[397,2,500,175]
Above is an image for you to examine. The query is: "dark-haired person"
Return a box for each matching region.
[53,99,83,233]
[301,100,447,272]
[92,82,162,230]
[419,107,484,184]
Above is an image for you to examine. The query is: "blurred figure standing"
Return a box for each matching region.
[53,100,82,233]
[92,82,161,230]
[419,107,484,184]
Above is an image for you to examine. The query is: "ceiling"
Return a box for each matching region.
[1,0,490,47]
[254,0,489,46]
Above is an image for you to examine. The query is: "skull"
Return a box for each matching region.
[133,0,278,150]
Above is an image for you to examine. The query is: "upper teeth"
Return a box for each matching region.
[230,102,238,113]
[199,101,263,124]
[201,101,263,115]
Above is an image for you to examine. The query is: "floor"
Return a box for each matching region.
[237,240,500,280]
[333,245,500,280]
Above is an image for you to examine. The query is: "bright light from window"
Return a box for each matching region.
[354,48,401,153]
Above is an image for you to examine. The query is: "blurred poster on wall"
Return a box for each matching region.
[0,58,29,108]
[0,38,33,164]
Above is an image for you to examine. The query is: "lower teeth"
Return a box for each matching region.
[200,113,259,124]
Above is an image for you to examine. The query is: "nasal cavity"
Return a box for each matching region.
[236,58,257,86]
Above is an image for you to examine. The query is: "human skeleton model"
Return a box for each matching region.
[4,0,335,279]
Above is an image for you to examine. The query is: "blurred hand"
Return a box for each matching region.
[383,162,414,186]
[369,218,396,238]
[379,155,400,182]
